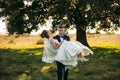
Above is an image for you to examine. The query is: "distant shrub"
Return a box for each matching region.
[36,39,44,45]
[8,40,14,44]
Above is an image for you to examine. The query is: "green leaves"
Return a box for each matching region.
[0,0,120,34]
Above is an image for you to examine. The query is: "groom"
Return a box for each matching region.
[53,26,70,80]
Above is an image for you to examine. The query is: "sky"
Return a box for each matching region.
[0,18,8,35]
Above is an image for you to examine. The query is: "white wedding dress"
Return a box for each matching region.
[42,38,93,66]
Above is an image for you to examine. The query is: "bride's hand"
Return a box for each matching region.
[55,42,59,46]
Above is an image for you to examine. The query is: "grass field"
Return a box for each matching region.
[0,34,120,80]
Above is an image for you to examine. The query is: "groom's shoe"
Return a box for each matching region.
[79,57,89,62]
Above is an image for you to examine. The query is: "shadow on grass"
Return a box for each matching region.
[0,47,120,80]
[74,47,120,80]
[0,48,53,80]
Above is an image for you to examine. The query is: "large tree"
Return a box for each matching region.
[0,0,120,47]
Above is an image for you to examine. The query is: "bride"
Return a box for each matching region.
[40,30,93,67]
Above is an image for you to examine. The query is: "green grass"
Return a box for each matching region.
[0,34,120,80]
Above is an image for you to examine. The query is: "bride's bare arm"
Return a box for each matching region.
[50,39,63,49]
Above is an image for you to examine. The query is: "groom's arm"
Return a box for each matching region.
[68,36,70,41]
[53,36,57,39]
[65,35,70,41]
[50,39,63,49]
[53,35,60,42]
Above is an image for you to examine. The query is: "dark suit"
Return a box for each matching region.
[53,35,70,80]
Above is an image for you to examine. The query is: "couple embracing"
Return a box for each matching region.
[40,26,93,80]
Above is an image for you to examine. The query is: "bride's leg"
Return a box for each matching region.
[77,49,88,58]
[77,53,83,58]
[81,49,89,56]
[78,49,89,58]
[77,49,89,62]
[77,53,89,62]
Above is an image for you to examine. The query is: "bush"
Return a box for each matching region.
[36,39,44,45]
[8,40,15,44]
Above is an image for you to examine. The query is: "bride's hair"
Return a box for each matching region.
[40,30,49,38]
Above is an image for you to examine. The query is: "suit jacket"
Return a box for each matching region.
[53,35,70,42]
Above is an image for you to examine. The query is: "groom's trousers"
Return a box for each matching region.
[56,61,69,80]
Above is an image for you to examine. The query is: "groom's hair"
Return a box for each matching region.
[40,30,49,38]
[57,26,64,29]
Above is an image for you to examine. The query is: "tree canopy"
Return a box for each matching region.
[0,0,120,34]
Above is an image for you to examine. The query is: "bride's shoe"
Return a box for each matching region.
[79,57,89,62]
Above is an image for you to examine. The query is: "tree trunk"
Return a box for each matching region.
[76,27,90,48]
[74,4,90,48]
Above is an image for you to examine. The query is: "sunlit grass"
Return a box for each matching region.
[0,44,43,49]
[0,34,120,80]
[87,34,120,49]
